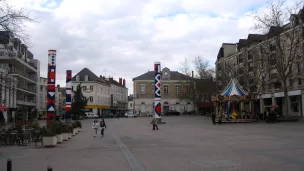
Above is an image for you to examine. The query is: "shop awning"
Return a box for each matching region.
[0,106,8,110]
[200,102,214,108]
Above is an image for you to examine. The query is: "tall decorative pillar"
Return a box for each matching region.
[301,90,304,118]
[46,50,56,124]
[154,62,161,118]
[65,70,72,121]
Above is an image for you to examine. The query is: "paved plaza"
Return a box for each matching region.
[1,116,304,171]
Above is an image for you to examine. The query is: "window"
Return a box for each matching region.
[291,102,299,112]
[83,86,86,91]
[289,79,293,86]
[130,103,132,107]
[76,75,80,81]
[175,85,180,95]
[270,44,276,51]
[164,85,169,95]
[90,86,93,91]
[84,75,88,81]
[186,85,190,94]
[71,86,74,91]
[298,78,302,86]
[89,96,93,102]
[297,63,301,73]
[140,85,146,94]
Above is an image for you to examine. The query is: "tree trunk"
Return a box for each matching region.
[282,82,289,117]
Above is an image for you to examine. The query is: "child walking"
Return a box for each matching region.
[92,120,99,137]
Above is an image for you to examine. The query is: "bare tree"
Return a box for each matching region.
[0,0,37,51]
[179,57,215,114]
[251,0,304,116]
[193,56,215,79]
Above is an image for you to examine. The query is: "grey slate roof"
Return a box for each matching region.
[132,71,191,81]
[72,68,109,85]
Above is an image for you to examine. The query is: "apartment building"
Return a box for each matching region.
[0,64,17,123]
[71,68,111,116]
[128,95,134,112]
[215,10,304,117]
[105,77,128,116]
[55,85,65,117]
[0,31,40,119]
[132,67,194,116]
[38,77,47,116]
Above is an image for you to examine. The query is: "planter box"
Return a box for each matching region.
[75,128,79,134]
[56,134,63,143]
[62,133,69,141]
[68,133,72,139]
[72,128,77,135]
[43,136,57,147]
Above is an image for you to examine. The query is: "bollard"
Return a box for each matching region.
[7,159,12,171]
[47,166,53,171]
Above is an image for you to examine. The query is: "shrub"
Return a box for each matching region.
[28,121,40,129]
[62,124,70,133]
[72,122,78,128]
[75,120,82,128]
[41,127,56,137]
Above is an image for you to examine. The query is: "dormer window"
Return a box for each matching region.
[84,75,88,81]
[76,75,80,81]
[290,14,298,26]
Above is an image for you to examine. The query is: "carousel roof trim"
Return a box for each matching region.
[221,78,247,96]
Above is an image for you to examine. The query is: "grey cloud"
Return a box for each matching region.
[22,0,264,93]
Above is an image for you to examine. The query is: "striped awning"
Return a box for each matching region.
[221,78,247,97]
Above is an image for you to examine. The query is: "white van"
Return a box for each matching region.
[85,112,98,119]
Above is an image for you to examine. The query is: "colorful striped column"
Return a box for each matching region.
[47,50,56,124]
[65,70,72,121]
[154,62,161,118]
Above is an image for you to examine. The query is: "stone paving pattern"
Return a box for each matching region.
[1,116,304,171]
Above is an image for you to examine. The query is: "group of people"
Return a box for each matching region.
[92,119,106,137]
[91,116,160,137]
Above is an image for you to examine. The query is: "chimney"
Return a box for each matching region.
[123,79,126,87]
[119,78,122,85]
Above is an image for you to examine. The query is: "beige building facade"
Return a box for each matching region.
[133,67,194,116]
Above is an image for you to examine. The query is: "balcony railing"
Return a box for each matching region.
[9,70,37,82]
[17,84,36,93]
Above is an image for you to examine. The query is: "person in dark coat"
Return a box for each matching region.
[211,113,216,125]
[99,120,106,137]
[152,116,159,130]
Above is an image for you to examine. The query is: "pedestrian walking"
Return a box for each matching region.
[211,113,216,125]
[99,120,106,137]
[152,116,159,130]
[92,120,99,137]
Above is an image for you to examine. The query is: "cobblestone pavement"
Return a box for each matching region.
[1,116,304,171]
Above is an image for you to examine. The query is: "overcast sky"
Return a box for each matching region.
[8,0,270,94]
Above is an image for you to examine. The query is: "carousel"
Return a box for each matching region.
[212,78,257,123]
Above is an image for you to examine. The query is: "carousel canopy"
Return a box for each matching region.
[221,78,247,96]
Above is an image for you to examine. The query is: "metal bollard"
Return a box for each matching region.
[7,159,12,171]
[47,166,53,171]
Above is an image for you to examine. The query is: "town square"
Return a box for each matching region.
[1,0,304,170]
[1,117,304,171]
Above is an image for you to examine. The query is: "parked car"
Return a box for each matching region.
[104,113,114,118]
[125,112,138,118]
[85,112,98,119]
[165,110,181,116]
